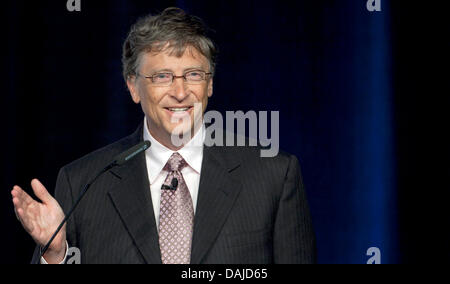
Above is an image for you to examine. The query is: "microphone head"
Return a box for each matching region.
[114,140,151,166]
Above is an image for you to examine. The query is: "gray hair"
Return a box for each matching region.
[122,7,217,82]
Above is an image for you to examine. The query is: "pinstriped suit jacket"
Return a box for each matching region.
[32,123,316,264]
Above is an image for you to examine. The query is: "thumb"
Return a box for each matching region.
[31,179,54,204]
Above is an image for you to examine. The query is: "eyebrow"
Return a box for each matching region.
[151,66,206,74]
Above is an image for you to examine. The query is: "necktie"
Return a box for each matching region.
[158,152,194,264]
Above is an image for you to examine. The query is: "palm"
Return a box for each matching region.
[28,199,64,246]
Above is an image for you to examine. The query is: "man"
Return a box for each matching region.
[11,7,315,264]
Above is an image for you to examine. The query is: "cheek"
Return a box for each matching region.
[196,84,212,102]
[139,86,163,106]
[138,88,166,119]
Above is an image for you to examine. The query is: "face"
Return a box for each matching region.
[127,46,213,149]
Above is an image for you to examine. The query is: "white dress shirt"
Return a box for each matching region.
[42,117,204,263]
[143,116,204,231]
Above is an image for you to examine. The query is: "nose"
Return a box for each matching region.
[170,76,189,101]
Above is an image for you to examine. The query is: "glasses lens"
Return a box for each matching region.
[185,71,205,82]
[152,73,172,84]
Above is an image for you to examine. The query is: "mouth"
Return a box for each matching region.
[164,106,193,115]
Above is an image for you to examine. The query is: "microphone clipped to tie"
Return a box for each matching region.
[161,177,178,191]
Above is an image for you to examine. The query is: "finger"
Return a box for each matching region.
[13,190,41,235]
[12,186,34,210]
[31,179,53,204]
[11,185,25,199]
[12,186,39,215]
[12,196,20,217]
[17,207,35,233]
[11,185,20,197]
[12,199,20,221]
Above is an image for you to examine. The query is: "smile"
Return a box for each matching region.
[168,107,190,112]
[164,106,193,114]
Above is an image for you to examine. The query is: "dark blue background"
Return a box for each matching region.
[2,0,449,264]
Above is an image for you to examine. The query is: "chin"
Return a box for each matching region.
[167,123,193,137]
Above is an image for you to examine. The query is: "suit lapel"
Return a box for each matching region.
[107,126,162,264]
[190,145,242,264]
[102,124,242,264]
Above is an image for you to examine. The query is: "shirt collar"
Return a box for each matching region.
[143,117,204,184]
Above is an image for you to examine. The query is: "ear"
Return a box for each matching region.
[127,76,141,104]
[207,78,213,98]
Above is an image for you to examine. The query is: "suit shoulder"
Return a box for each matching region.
[217,145,302,197]
[218,144,299,180]
[210,129,295,165]
[228,144,295,165]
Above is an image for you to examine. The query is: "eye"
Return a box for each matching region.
[154,73,171,79]
[186,71,204,80]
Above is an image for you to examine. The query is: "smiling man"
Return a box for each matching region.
[127,45,212,149]
[11,7,316,264]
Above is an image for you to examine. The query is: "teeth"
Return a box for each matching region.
[169,107,189,112]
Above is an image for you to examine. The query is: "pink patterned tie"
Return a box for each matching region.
[158,152,194,264]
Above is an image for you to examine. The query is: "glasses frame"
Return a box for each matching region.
[138,70,212,86]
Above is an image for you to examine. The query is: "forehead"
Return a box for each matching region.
[139,45,209,73]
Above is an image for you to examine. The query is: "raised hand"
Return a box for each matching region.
[11,179,66,263]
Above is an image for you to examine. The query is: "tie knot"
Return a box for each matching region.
[163,152,188,172]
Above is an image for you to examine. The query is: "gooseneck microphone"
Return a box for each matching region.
[114,140,151,166]
[37,140,151,263]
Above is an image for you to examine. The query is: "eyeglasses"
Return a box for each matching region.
[139,70,212,86]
